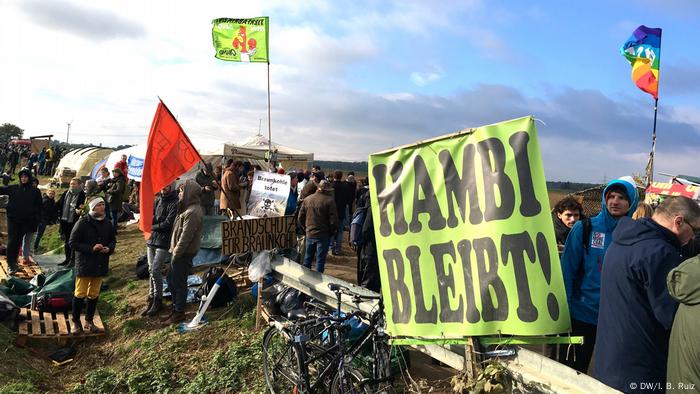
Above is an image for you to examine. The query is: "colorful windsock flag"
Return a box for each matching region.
[621,25,662,99]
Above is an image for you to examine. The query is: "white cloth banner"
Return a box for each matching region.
[247,170,290,217]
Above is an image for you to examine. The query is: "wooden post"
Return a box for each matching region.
[255,278,263,330]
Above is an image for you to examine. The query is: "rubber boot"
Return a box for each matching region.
[145,298,162,317]
[85,297,102,333]
[140,297,154,317]
[71,297,84,335]
[162,310,186,325]
[160,308,175,322]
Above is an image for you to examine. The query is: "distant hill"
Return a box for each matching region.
[315,160,599,191]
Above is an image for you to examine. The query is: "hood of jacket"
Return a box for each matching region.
[552,210,572,244]
[179,179,201,209]
[597,177,639,231]
[667,255,700,306]
[112,168,124,178]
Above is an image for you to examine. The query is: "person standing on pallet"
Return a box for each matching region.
[69,197,116,334]
[0,168,42,275]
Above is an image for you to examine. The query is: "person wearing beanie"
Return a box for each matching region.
[68,197,116,334]
[559,176,639,373]
[0,168,43,274]
[106,168,126,234]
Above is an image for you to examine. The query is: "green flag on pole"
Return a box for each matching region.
[212,17,269,63]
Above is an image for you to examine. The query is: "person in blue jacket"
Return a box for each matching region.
[559,176,639,373]
[594,196,700,393]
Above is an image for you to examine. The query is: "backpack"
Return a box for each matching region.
[135,255,149,280]
[198,267,238,308]
[36,292,73,313]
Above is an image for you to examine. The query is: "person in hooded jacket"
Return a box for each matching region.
[161,180,203,325]
[195,162,218,216]
[69,197,116,334]
[559,177,639,373]
[106,168,126,233]
[57,178,86,266]
[594,196,700,393]
[141,182,178,317]
[0,168,42,274]
[666,255,700,393]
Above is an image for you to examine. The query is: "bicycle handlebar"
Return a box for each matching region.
[328,282,382,301]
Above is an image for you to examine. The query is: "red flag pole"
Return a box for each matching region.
[267,61,272,168]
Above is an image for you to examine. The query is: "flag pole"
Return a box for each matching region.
[647,98,658,185]
[267,61,272,167]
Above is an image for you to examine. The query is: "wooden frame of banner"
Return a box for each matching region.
[389,335,584,346]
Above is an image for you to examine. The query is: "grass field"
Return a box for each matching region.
[1,183,576,393]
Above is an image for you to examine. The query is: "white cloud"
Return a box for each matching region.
[410,71,442,87]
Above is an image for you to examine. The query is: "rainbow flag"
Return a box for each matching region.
[621,25,662,99]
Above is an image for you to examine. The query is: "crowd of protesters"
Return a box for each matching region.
[551,177,700,393]
[0,143,61,178]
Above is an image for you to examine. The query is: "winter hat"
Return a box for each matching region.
[89,197,105,211]
[605,184,630,203]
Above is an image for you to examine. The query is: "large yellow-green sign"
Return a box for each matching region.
[369,116,570,339]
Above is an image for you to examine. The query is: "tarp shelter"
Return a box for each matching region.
[30,135,52,154]
[236,134,313,171]
[52,147,114,184]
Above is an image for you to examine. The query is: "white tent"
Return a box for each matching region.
[52,147,114,183]
[104,144,147,181]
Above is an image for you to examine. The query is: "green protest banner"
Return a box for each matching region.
[212,17,269,63]
[369,116,570,339]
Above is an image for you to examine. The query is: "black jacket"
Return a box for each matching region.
[56,189,86,224]
[195,164,217,208]
[0,181,43,227]
[41,195,59,224]
[594,217,683,392]
[147,190,179,250]
[331,180,353,221]
[69,214,116,277]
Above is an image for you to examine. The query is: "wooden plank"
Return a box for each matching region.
[44,311,55,336]
[55,312,70,335]
[30,309,41,336]
[18,309,29,335]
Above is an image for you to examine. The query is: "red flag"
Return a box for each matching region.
[139,100,202,239]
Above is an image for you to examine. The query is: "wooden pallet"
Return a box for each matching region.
[0,257,43,281]
[16,308,105,346]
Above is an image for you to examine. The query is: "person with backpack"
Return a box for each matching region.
[351,181,380,292]
[106,168,126,234]
[161,180,203,325]
[141,182,178,317]
[559,176,638,373]
[69,197,116,334]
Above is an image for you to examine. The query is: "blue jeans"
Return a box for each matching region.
[330,223,345,253]
[303,236,330,273]
[34,222,47,251]
[22,232,36,259]
[111,210,119,233]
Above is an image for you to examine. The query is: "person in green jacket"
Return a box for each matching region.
[667,255,700,393]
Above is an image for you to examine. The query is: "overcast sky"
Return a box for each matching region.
[1,0,699,182]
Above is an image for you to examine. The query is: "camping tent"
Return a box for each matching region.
[103,144,147,181]
[52,147,114,183]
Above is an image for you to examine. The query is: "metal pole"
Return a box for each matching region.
[267,62,272,160]
[66,122,71,144]
[647,98,658,185]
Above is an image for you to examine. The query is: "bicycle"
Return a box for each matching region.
[262,282,393,393]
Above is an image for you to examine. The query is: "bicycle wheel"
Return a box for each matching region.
[330,367,371,394]
[262,326,306,394]
[373,340,393,391]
